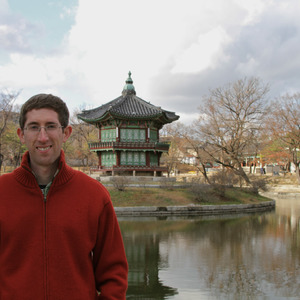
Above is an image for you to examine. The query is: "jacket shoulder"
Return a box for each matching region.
[0,172,15,184]
[72,170,110,194]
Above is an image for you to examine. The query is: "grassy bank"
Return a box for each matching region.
[108,186,271,207]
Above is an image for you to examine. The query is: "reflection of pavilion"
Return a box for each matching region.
[124,232,177,299]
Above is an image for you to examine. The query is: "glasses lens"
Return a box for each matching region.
[26,124,61,132]
[28,125,40,132]
[46,124,59,131]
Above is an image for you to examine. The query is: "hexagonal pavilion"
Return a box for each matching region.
[77,72,179,176]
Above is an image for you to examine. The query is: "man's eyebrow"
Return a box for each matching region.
[26,121,39,126]
[45,122,58,125]
[26,121,58,125]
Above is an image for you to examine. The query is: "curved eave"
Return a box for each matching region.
[78,109,120,123]
[79,111,178,125]
[77,115,102,124]
[165,111,180,122]
[161,113,180,124]
[77,97,120,123]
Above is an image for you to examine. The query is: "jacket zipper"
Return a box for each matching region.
[21,165,55,299]
[43,190,48,300]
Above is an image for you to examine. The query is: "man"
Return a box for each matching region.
[0,94,128,299]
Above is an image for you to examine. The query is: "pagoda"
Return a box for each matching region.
[77,72,179,176]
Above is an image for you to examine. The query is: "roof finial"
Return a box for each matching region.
[122,71,136,95]
[126,71,133,84]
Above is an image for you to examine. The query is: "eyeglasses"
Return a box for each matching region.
[24,124,64,133]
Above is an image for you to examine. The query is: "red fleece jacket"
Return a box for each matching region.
[0,151,128,300]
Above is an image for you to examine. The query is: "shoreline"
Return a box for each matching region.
[113,185,299,217]
[114,200,276,216]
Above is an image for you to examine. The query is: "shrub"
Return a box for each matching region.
[188,177,221,203]
[160,178,176,190]
[209,169,240,186]
[111,176,129,191]
[249,178,268,194]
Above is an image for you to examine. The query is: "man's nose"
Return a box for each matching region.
[37,127,49,140]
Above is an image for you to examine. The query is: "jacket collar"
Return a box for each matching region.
[14,150,75,188]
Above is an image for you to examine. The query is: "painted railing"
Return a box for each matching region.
[96,165,168,171]
[88,141,169,151]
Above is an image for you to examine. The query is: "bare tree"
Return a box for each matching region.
[193,77,269,185]
[66,108,98,168]
[0,90,20,172]
[267,93,300,183]
[160,127,182,177]
[1,107,25,169]
[169,122,213,183]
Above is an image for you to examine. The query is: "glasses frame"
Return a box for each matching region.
[24,124,64,134]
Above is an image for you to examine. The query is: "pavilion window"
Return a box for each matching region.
[120,129,146,142]
[101,129,116,142]
[127,152,133,164]
[150,129,158,142]
[101,152,116,167]
[120,151,146,166]
[150,153,158,166]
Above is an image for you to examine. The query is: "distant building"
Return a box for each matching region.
[77,72,179,176]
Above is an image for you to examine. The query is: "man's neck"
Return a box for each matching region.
[30,162,59,186]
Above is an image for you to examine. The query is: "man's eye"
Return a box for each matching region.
[46,124,57,130]
[29,125,39,131]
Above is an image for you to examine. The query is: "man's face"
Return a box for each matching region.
[17,108,72,170]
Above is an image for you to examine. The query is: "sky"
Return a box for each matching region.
[1,0,300,124]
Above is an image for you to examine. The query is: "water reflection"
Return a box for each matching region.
[124,225,178,299]
[119,197,300,299]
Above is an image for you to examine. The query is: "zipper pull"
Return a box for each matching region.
[40,187,47,202]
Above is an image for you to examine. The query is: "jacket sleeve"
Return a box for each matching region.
[93,197,128,300]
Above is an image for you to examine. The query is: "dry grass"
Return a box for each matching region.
[108,186,271,207]
[108,187,194,207]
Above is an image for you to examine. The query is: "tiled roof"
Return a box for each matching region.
[78,72,179,124]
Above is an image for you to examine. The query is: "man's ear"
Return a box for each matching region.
[63,125,72,142]
[17,128,26,144]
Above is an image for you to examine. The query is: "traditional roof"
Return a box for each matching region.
[77,72,179,125]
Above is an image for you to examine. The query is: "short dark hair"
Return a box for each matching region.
[19,94,70,129]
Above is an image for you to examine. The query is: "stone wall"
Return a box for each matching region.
[114,200,275,216]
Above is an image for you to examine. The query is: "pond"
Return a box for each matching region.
[119,196,300,300]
